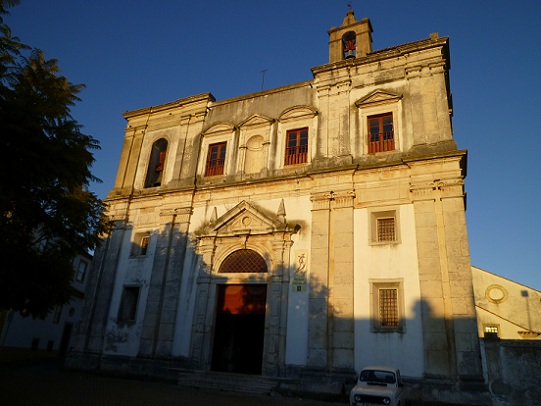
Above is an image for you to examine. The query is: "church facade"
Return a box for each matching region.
[68,10,488,403]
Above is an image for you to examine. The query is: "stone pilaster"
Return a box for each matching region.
[138,207,192,358]
[189,240,215,369]
[330,190,355,371]
[410,156,483,381]
[307,192,332,368]
[75,219,128,355]
[264,238,293,376]
[437,179,482,379]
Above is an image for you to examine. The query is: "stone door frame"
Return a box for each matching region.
[190,201,297,376]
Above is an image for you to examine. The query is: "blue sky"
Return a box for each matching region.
[6,1,541,289]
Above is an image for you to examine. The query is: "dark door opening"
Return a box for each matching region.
[211,284,266,375]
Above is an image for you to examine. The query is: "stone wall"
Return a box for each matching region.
[482,339,541,406]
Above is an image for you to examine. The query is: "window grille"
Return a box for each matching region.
[377,217,396,242]
[219,249,267,273]
[379,288,399,327]
[484,325,499,336]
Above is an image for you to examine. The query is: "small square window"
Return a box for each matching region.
[118,286,140,323]
[131,233,150,257]
[370,209,399,245]
[377,217,395,242]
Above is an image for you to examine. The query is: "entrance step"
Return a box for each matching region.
[176,369,280,395]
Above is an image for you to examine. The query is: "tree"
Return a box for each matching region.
[0,1,110,318]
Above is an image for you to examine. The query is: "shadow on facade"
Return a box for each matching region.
[65,220,503,404]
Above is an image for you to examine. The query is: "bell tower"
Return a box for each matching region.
[328,9,372,63]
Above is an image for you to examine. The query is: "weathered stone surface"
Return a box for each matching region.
[64,9,492,405]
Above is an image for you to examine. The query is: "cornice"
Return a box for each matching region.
[123,93,215,120]
[311,36,449,76]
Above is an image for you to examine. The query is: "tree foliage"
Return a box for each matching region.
[0,1,110,318]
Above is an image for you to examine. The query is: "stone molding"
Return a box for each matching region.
[159,207,192,223]
[332,190,356,208]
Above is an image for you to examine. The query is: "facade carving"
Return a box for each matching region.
[66,9,491,404]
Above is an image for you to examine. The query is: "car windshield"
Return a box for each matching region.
[359,370,396,384]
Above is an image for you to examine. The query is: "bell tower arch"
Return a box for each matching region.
[328,9,373,63]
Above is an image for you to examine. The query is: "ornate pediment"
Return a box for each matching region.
[355,90,402,108]
[202,121,235,136]
[197,201,287,238]
[238,114,274,129]
[279,105,318,122]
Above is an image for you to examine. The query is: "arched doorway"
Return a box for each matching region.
[211,250,267,374]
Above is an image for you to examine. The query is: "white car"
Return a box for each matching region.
[349,366,405,406]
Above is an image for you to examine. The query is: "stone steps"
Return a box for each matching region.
[176,369,280,395]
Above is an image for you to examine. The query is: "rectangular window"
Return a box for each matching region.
[379,288,399,327]
[75,260,88,282]
[205,142,226,176]
[370,209,399,244]
[139,235,149,256]
[285,128,308,165]
[377,217,396,242]
[484,324,499,338]
[131,233,150,257]
[371,281,403,333]
[368,113,394,153]
[118,286,140,323]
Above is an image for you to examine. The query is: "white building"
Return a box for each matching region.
[67,10,490,404]
[0,253,92,357]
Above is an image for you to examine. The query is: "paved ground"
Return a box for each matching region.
[0,357,346,406]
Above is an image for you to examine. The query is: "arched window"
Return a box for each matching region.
[144,138,168,188]
[219,249,267,273]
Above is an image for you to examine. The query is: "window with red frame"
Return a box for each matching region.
[285,128,308,165]
[368,113,394,153]
[205,142,226,176]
